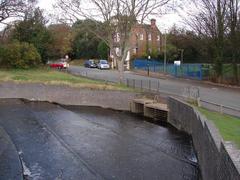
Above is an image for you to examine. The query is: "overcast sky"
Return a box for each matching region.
[0,0,190,31]
[38,0,190,31]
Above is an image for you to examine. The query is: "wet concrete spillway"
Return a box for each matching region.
[0,99,199,179]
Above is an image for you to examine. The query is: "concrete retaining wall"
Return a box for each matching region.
[0,82,136,111]
[168,97,240,180]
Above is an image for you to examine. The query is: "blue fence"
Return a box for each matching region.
[133,59,203,80]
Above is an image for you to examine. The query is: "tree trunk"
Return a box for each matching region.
[214,56,223,83]
[117,58,124,83]
[233,61,239,84]
[215,0,224,83]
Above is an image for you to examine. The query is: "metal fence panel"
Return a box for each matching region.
[133,59,203,80]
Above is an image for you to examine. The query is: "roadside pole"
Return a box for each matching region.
[148,56,151,76]
[164,30,167,73]
[180,49,184,64]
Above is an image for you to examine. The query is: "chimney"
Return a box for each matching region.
[151,19,156,27]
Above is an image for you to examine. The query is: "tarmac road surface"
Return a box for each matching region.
[68,66,240,111]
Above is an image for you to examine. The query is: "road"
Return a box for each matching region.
[68,66,240,112]
[0,99,198,179]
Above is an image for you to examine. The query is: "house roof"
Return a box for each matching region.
[133,23,161,34]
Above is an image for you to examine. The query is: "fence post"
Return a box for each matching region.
[149,80,151,91]
[220,105,223,114]
[187,64,190,76]
[174,65,177,77]
[199,64,203,80]
[197,97,201,107]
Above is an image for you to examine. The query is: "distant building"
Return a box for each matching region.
[111,19,163,69]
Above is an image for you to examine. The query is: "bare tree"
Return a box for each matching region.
[55,0,175,82]
[0,0,35,24]
[187,0,228,82]
[227,0,240,84]
[0,0,37,41]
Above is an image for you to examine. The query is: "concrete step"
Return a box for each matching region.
[131,98,168,121]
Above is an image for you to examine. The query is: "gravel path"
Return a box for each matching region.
[0,82,137,111]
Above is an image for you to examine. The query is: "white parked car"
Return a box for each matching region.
[62,61,70,69]
[97,60,110,70]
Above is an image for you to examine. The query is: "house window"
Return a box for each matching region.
[148,34,152,41]
[157,35,160,41]
[140,33,144,40]
[133,48,137,54]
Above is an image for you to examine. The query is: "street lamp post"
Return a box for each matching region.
[164,31,167,73]
[147,55,151,76]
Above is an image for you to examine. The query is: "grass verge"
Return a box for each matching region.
[0,68,133,91]
[198,107,240,148]
[69,59,85,66]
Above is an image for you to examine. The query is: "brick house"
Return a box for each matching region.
[111,19,163,69]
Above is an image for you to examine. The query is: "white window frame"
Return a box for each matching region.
[140,33,144,40]
[157,35,160,41]
[148,34,152,41]
[133,48,137,54]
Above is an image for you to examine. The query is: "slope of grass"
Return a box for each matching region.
[69,59,85,66]
[0,68,132,91]
[198,107,240,148]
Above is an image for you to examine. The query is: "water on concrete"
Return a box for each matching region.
[0,99,199,180]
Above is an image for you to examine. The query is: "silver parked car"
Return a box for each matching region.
[97,60,110,70]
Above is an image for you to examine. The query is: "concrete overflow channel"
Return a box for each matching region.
[130,96,240,180]
[0,80,239,179]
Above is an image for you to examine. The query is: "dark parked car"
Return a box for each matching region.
[84,60,97,68]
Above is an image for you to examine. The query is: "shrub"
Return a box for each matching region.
[0,45,5,65]
[21,42,41,67]
[150,48,160,59]
[97,41,109,59]
[0,42,41,69]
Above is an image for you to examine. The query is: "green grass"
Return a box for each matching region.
[0,68,132,91]
[198,107,240,148]
[202,64,240,80]
[69,59,86,66]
